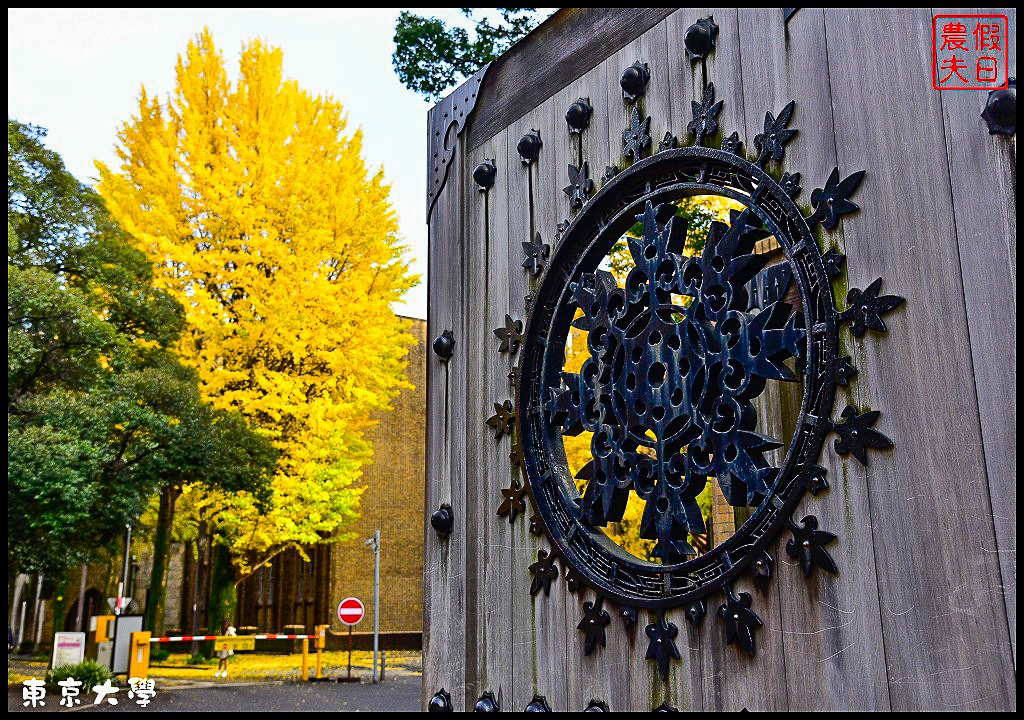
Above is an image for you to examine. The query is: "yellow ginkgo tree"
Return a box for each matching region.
[97,29,417,609]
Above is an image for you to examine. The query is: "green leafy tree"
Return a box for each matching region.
[8,121,274,591]
[392,8,545,100]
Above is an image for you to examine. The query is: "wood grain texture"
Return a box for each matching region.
[824,6,1015,710]
[425,6,1016,711]
[936,6,1017,669]
[503,102,557,712]
[736,7,891,710]
[422,107,468,709]
[463,129,514,710]
[466,7,678,151]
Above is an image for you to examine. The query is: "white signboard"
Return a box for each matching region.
[51,632,86,668]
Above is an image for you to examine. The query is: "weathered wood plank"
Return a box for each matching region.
[464,129,514,710]
[422,106,468,709]
[544,59,616,713]
[936,6,1016,669]
[504,101,560,712]
[737,7,891,710]
[824,7,1015,710]
[467,7,678,150]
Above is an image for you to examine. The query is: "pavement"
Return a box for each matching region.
[9,676,421,712]
[9,654,421,712]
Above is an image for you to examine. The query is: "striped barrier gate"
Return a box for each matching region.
[131,626,329,681]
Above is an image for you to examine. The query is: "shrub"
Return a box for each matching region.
[150,649,170,664]
[45,660,112,690]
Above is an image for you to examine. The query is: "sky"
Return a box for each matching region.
[7,8,497,320]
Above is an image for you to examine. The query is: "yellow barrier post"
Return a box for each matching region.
[315,624,327,680]
[95,615,115,643]
[301,639,309,681]
[128,631,151,680]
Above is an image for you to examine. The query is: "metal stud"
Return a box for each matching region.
[474,690,499,712]
[525,695,551,712]
[429,688,453,712]
[517,129,543,164]
[566,97,593,133]
[982,78,1016,135]
[683,16,718,61]
[430,504,454,538]
[473,159,496,190]
[619,61,650,101]
[432,329,455,360]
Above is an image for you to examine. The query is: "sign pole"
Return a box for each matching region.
[336,596,364,683]
[372,529,380,683]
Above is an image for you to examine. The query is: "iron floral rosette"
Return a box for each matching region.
[488,74,901,669]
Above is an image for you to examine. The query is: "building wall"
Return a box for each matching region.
[329,317,426,633]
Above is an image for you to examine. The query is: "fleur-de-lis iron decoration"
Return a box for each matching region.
[658,132,678,152]
[718,588,762,656]
[521,232,549,276]
[754,100,797,166]
[493,313,523,354]
[528,549,559,596]
[686,81,723,146]
[564,162,594,208]
[721,130,743,156]
[496,478,528,522]
[786,515,838,577]
[840,278,905,337]
[485,399,515,439]
[577,596,611,655]
[622,106,652,161]
[482,24,904,681]
[644,613,681,680]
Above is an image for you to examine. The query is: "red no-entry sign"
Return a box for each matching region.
[338,597,365,626]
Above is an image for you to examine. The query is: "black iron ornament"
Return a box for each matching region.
[518,129,543,164]
[432,329,455,360]
[473,159,497,191]
[687,81,723,146]
[493,314,523,355]
[620,61,650,101]
[718,588,762,656]
[585,699,610,712]
[566,97,594,133]
[644,613,681,680]
[564,163,595,208]
[496,479,527,522]
[525,695,552,712]
[577,596,611,655]
[684,16,718,61]
[529,549,559,596]
[522,232,550,276]
[429,688,453,712]
[431,504,454,538]
[484,41,904,678]
[981,78,1015,135]
[474,691,500,712]
[623,106,652,161]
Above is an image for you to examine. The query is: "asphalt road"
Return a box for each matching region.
[10,676,421,713]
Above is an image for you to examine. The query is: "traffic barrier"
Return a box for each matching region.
[133,627,331,681]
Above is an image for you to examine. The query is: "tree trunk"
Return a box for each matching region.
[190,521,210,657]
[208,543,237,635]
[144,485,178,632]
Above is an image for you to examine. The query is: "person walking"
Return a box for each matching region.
[215,621,236,678]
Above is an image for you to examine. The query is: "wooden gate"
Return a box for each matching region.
[423,8,1015,712]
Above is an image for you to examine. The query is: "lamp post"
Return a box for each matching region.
[363,530,380,682]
